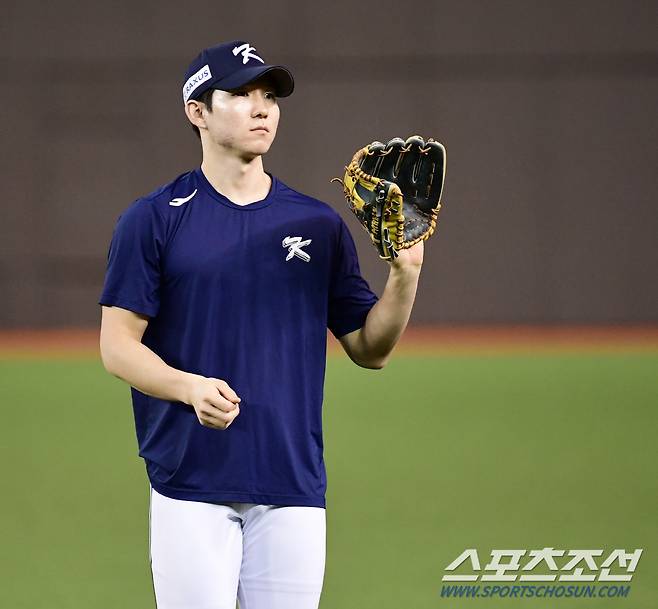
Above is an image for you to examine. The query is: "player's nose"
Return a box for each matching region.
[252,105,268,119]
[251,93,269,118]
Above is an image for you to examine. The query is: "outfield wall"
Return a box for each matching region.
[1,1,656,327]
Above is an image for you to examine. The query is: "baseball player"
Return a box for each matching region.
[99,40,425,609]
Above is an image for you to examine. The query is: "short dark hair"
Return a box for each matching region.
[190,88,216,139]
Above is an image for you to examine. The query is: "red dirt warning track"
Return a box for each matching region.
[0,325,657,359]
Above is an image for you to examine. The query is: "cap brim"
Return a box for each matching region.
[213,65,295,97]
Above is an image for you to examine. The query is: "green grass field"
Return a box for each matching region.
[1,352,656,608]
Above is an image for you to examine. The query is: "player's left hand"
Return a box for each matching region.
[334,135,446,262]
[389,240,424,270]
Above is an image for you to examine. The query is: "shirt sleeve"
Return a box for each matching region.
[98,199,164,318]
[327,217,379,338]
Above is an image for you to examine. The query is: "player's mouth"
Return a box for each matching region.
[250,126,269,133]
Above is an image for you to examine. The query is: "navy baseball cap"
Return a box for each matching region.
[182,41,294,103]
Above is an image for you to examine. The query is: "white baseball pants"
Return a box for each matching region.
[148,487,326,609]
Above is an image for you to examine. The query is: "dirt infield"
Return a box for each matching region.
[0,325,657,359]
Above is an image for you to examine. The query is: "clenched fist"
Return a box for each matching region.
[185,375,241,430]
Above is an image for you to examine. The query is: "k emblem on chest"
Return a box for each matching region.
[282,236,312,262]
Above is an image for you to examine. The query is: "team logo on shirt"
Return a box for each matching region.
[282,236,312,262]
[168,189,198,206]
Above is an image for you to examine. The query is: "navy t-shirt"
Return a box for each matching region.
[99,168,378,508]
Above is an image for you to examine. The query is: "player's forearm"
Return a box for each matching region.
[357,264,421,367]
[101,336,199,404]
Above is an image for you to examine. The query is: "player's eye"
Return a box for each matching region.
[231,90,276,100]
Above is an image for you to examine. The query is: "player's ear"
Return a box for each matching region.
[185,100,207,131]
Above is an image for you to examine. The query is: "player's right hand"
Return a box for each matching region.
[185,375,241,430]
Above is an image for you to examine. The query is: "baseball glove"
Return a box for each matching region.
[333,135,446,260]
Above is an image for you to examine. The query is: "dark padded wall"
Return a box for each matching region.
[1,0,656,326]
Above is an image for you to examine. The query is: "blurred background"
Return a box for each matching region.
[1,0,656,327]
[1,2,656,608]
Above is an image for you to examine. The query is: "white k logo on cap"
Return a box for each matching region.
[232,43,264,65]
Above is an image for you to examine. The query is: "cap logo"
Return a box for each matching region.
[182,64,212,102]
[232,43,264,65]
